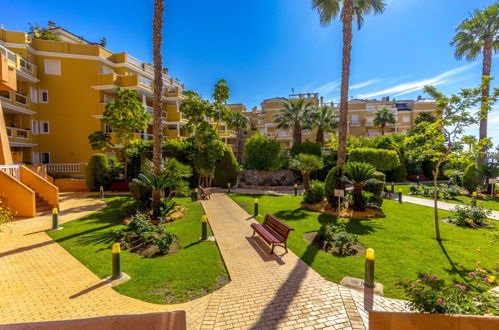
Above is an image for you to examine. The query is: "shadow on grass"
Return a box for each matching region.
[274,208,309,221]
[437,241,477,285]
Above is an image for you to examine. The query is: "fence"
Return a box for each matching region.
[0,165,21,180]
[45,163,81,173]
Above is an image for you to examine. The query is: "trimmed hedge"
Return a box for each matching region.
[324,166,343,207]
[213,147,239,187]
[348,147,400,172]
[386,149,408,182]
[364,171,385,207]
[290,141,322,157]
[462,163,478,194]
[244,134,283,170]
[86,154,109,191]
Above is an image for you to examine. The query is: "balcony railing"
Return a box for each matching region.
[0,90,31,108]
[45,163,81,173]
[266,132,277,137]
[0,165,21,180]
[0,44,37,77]
[139,76,153,89]
[127,54,143,68]
[15,92,28,105]
[144,105,153,114]
[7,127,30,140]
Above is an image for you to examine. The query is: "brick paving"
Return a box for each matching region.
[0,192,407,329]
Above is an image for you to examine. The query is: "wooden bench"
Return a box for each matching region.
[251,214,294,254]
[198,186,212,200]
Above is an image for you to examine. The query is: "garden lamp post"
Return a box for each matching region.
[254,199,259,217]
[201,215,208,241]
[364,248,375,288]
[111,243,123,280]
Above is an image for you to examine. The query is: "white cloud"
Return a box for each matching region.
[350,78,378,90]
[357,62,479,99]
[315,80,340,96]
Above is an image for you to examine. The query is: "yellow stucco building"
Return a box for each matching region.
[0,25,186,175]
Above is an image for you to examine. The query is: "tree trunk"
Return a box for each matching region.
[303,172,310,192]
[381,124,385,136]
[353,183,363,211]
[294,121,302,144]
[236,128,242,163]
[433,165,442,241]
[478,39,493,170]
[337,0,354,167]
[316,127,324,146]
[151,0,164,208]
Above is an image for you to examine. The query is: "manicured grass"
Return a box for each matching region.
[48,196,228,304]
[230,194,498,299]
[393,183,499,211]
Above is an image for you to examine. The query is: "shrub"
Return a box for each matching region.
[397,272,498,315]
[324,166,343,207]
[409,184,420,194]
[319,219,358,256]
[361,191,374,208]
[244,134,283,170]
[120,200,144,218]
[290,141,322,157]
[107,157,124,182]
[442,185,460,199]
[462,163,478,194]
[289,154,324,191]
[364,171,385,207]
[86,154,109,191]
[450,203,491,228]
[0,198,15,230]
[303,180,325,204]
[386,150,408,182]
[129,181,152,202]
[213,147,240,187]
[348,148,400,171]
[162,138,192,164]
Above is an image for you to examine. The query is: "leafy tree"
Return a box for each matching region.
[152,0,165,207]
[88,131,112,151]
[324,166,344,207]
[244,134,282,170]
[307,105,338,145]
[290,154,324,192]
[462,163,478,194]
[312,0,386,166]
[86,154,109,191]
[373,107,396,136]
[213,147,240,187]
[213,79,230,129]
[274,98,313,144]
[290,141,323,157]
[415,112,436,125]
[348,147,400,171]
[343,162,376,211]
[451,3,499,166]
[28,23,60,41]
[405,85,480,241]
[225,111,249,163]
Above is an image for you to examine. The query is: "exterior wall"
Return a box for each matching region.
[53,178,88,192]
[0,170,36,217]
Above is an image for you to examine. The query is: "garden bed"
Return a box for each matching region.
[303,231,366,257]
[301,200,385,219]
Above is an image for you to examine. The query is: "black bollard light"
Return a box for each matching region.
[294,184,298,196]
[254,198,259,217]
[416,175,420,185]
[364,248,375,288]
[52,208,60,230]
[228,182,231,194]
[201,215,208,241]
[391,183,394,193]
[99,186,104,199]
[398,189,403,203]
[191,189,198,202]
[472,192,477,206]
[111,243,123,280]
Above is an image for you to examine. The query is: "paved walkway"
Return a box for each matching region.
[400,195,499,220]
[0,193,407,329]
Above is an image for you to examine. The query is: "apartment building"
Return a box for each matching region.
[0,25,186,175]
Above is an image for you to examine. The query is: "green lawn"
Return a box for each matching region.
[48,196,228,304]
[392,183,499,211]
[230,194,498,299]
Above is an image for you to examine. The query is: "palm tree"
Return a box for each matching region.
[226,111,249,163]
[308,105,338,145]
[343,161,376,211]
[290,154,324,191]
[312,0,386,166]
[151,0,164,208]
[451,3,499,166]
[274,98,312,144]
[373,107,396,135]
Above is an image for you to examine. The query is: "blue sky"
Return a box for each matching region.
[1,0,498,145]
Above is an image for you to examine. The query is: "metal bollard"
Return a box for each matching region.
[364,248,375,288]
[416,175,420,185]
[472,192,477,206]
[228,182,231,193]
[201,215,208,241]
[254,199,259,217]
[191,189,198,202]
[391,183,394,193]
[111,243,123,280]
[398,189,403,203]
[52,208,59,230]
[99,186,104,199]
[294,184,298,196]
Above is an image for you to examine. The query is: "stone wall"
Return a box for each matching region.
[238,170,297,187]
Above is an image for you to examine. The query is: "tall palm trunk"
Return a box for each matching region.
[478,39,493,169]
[294,121,302,144]
[236,128,242,163]
[337,0,354,167]
[353,183,363,211]
[316,127,324,146]
[151,0,164,208]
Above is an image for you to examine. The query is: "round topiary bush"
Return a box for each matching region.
[86,154,109,191]
[244,134,283,170]
[462,163,478,194]
[290,141,322,157]
[213,147,240,187]
[364,171,385,207]
[324,166,343,207]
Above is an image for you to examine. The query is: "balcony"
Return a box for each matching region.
[350,119,362,126]
[266,132,277,138]
[6,126,36,147]
[0,90,35,115]
[0,44,38,82]
[125,54,183,89]
[93,73,153,93]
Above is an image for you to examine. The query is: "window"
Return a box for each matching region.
[30,87,38,103]
[44,59,61,75]
[104,124,112,134]
[351,115,359,121]
[403,116,410,123]
[242,130,248,136]
[31,120,38,135]
[103,94,114,103]
[41,152,50,164]
[39,90,49,103]
[32,152,40,164]
[168,125,177,130]
[40,121,50,134]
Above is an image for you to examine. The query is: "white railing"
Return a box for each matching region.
[0,44,36,75]
[127,54,143,68]
[0,165,21,180]
[139,76,153,89]
[0,44,17,64]
[15,92,28,105]
[144,105,153,114]
[45,163,81,173]
[6,127,29,139]
[6,127,13,138]
[145,65,155,75]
